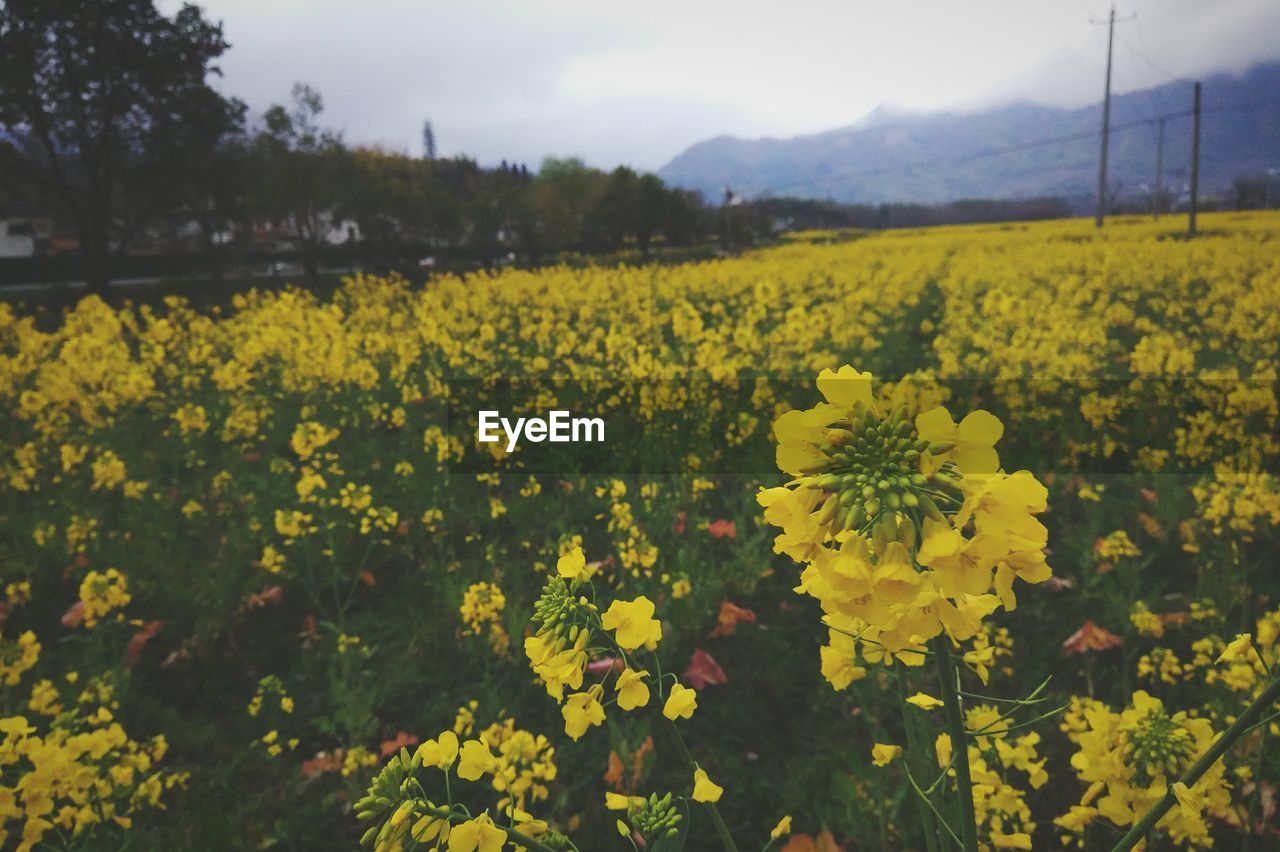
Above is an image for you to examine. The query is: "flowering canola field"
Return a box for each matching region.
[1,211,1279,850]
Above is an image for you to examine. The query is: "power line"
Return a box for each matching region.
[834,117,1165,183]
[1129,9,1196,115]
[1115,32,1195,87]
[823,98,1280,186]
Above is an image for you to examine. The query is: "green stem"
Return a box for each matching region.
[898,664,943,852]
[668,721,740,852]
[932,636,978,852]
[1109,674,1280,852]
[1242,719,1269,852]
[905,766,964,848]
[967,703,1071,738]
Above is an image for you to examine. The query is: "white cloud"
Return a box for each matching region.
[168,0,1280,170]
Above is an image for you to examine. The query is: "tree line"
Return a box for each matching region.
[12,2,1264,297]
[0,2,713,295]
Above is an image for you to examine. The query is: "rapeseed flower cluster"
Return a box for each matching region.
[449,703,559,813]
[525,548,667,741]
[355,729,569,852]
[0,700,184,850]
[460,581,510,655]
[78,568,131,628]
[761,366,1052,673]
[1056,692,1231,847]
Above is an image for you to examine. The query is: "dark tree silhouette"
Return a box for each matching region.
[0,0,240,295]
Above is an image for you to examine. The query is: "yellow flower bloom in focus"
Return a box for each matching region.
[416,731,459,770]
[556,546,587,581]
[411,812,450,844]
[819,630,867,691]
[991,832,1032,849]
[871,743,902,767]
[663,683,697,720]
[816,365,876,412]
[615,668,651,711]
[601,596,662,651]
[457,738,496,780]
[447,812,505,852]
[915,405,1003,474]
[771,815,792,839]
[692,767,723,803]
[1171,782,1208,822]
[562,687,605,740]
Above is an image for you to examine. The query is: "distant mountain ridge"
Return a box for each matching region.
[657,62,1280,206]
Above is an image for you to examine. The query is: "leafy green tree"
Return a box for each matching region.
[346,148,431,256]
[662,188,707,247]
[635,173,668,252]
[423,156,486,248]
[175,108,250,280]
[0,0,239,295]
[532,157,604,252]
[590,166,640,249]
[249,84,353,279]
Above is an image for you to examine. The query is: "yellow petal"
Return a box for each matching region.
[952,443,1000,475]
[556,547,586,579]
[905,692,944,710]
[871,743,902,767]
[816,366,876,411]
[692,767,724,803]
[956,410,1004,447]
[776,443,828,476]
[915,406,957,443]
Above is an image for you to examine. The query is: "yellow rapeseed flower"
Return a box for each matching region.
[871,743,902,767]
[663,683,697,720]
[1217,633,1253,663]
[615,668,651,711]
[601,596,662,651]
[561,686,605,740]
[691,767,723,803]
[447,813,505,852]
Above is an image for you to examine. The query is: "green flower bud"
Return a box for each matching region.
[917,493,944,521]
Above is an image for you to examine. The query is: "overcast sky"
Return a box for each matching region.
[165,0,1280,172]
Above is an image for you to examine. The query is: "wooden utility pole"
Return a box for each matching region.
[1189,81,1201,236]
[1153,116,1165,219]
[1092,5,1135,227]
[722,186,734,251]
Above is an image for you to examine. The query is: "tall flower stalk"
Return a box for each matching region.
[760,366,1054,851]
